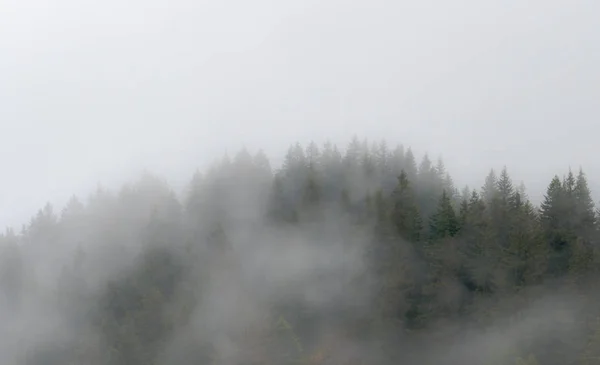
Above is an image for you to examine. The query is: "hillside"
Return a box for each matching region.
[1,137,600,365]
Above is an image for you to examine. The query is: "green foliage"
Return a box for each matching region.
[4,138,600,365]
[429,189,459,239]
[391,170,423,242]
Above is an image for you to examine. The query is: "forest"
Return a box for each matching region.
[2,137,600,365]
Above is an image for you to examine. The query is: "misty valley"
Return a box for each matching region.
[2,138,600,365]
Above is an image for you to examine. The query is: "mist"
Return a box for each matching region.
[2,140,600,364]
[2,0,600,364]
[2,0,600,229]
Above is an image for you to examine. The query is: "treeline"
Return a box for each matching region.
[2,137,600,364]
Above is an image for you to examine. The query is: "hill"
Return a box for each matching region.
[1,137,600,365]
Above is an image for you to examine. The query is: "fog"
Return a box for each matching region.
[0,151,598,364]
[2,0,600,229]
[1,1,600,364]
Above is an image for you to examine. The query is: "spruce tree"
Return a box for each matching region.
[389,144,405,178]
[403,147,418,180]
[429,190,459,240]
[574,168,596,234]
[492,166,516,248]
[497,166,516,210]
[458,197,469,230]
[481,169,499,207]
[506,191,547,286]
[391,170,423,242]
[458,191,496,293]
[300,173,322,222]
[540,175,571,275]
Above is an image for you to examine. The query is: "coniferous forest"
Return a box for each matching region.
[3,137,600,365]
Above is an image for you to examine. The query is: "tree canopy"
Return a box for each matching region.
[1,138,600,365]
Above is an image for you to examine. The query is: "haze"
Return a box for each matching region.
[2,2,600,364]
[1,0,599,228]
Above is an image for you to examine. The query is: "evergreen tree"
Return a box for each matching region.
[481,169,499,207]
[458,191,497,293]
[305,141,321,172]
[391,170,423,242]
[459,197,469,229]
[374,140,390,177]
[429,190,459,240]
[564,168,576,196]
[282,142,308,182]
[344,136,362,167]
[319,141,343,200]
[574,168,596,235]
[403,147,418,181]
[300,173,322,221]
[4,137,600,365]
[254,149,272,175]
[389,144,405,176]
[460,185,471,203]
[506,192,547,286]
[540,175,572,275]
[516,181,528,202]
[497,166,516,210]
[491,166,517,248]
[540,176,565,230]
[417,153,443,218]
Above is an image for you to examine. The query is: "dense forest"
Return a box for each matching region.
[2,137,600,365]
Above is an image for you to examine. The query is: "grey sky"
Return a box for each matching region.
[1,0,599,229]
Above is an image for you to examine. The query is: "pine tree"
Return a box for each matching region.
[506,192,547,286]
[540,176,565,229]
[458,197,469,230]
[516,181,528,202]
[373,189,388,225]
[568,168,598,278]
[282,143,308,181]
[374,139,390,176]
[562,168,579,236]
[563,168,576,196]
[61,195,85,220]
[417,154,444,218]
[540,175,572,275]
[362,147,376,179]
[497,167,516,210]
[460,185,471,202]
[253,149,272,174]
[458,191,497,293]
[389,144,405,178]
[302,176,320,207]
[298,176,321,224]
[481,169,499,207]
[435,157,458,203]
[429,190,459,240]
[8,136,600,364]
[574,168,596,234]
[403,147,418,181]
[319,141,343,200]
[344,136,362,167]
[391,170,423,242]
[491,167,516,248]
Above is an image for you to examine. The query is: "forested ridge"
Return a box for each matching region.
[2,137,600,365]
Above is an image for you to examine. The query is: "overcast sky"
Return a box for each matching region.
[1,0,599,229]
